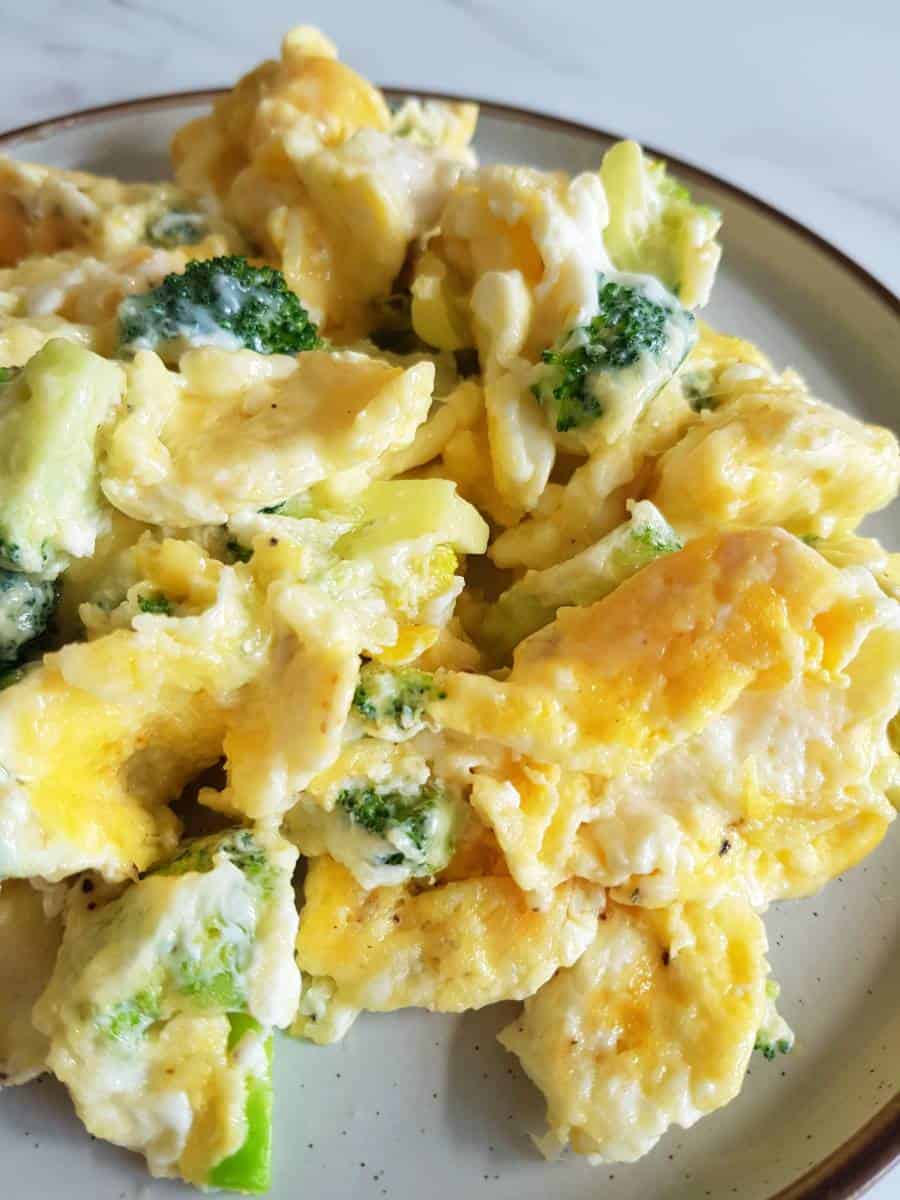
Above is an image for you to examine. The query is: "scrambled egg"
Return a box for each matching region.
[0,22,897,1194]
[498,898,770,1162]
[101,346,435,526]
[34,829,299,1186]
[295,853,603,1017]
[0,880,64,1084]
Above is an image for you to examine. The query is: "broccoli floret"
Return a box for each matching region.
[533,274,696,435]
[681,367,718,412]
[754,979,795,1061]
[0,365,21,384]
[34,826,296,1192]
[145,209,208,248]
[337,780,457,876]
[600,139,722,308]
[0,339,123,577]
[95,987,162,1048]
[351,662,446,741]
[151,828,276,893]
[136,591,172,616]
[0,568,56,665]
[117,255,322,362]
[481,500,682,661]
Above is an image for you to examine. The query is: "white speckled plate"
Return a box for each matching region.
[1,94,898,1200]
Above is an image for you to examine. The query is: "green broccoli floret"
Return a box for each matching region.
[0,568,56,665]
[351,662,446,740]
[337,781,457,875]
[145,209,208,248]
[681,367,718,412]
[0,365,21,384]
[0,339,123,577]
[754,1033,794,1061]
[117,255,322,362]
[533,274,696,434]
[754,979,795,1061]
[95,987,162,1047]
[151,828,276,893]
[33,826,297,1193]
[136,591,172,615]
[481,500,682,662]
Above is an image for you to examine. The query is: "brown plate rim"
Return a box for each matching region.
[0,86,897,1200]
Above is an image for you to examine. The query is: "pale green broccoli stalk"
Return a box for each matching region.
[351,661,446,741]
[533,273,696,437]
[32,828,299,1191]
[481,500,682,661]
[0,339,123,577]
[0,568,56,665]
[600,139,722,308]
[754,979,795,1061]
[206,1014,274,1195]
[117,255,322,362]
[145,209,209,247]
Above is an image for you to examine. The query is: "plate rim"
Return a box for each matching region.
[0,86,897,1200]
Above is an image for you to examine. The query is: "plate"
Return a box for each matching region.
[1,93,898,1200]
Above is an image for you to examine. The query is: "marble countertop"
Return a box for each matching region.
[1,2,898,1198]
[3,0,899,295]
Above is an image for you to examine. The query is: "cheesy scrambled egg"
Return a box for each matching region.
[0,24,897,1195]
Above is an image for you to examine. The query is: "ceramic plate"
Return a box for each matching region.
[1,93,898,1200]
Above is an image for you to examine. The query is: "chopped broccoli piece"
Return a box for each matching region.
[145,209,208,247]
[337,780,457,877]
[481,500,682,661]
[754,1034,794,1061]
[351,662,446,741]
[32,827,298,1190]
[117,255,322,362]
[136,591,172,615]
[681,367,718,412]
[151,828,276,893]
[533,274,696,435]
[600,139,722,308]
[0,365,22,384]
[95,987,161,1048]
[0,339,123,577]
[207,1015,273,1194]
[754,978,795,1061]
[0,568,56,664]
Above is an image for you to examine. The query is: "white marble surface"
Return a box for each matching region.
[1,2,898,1197]
[2,0,899,295]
